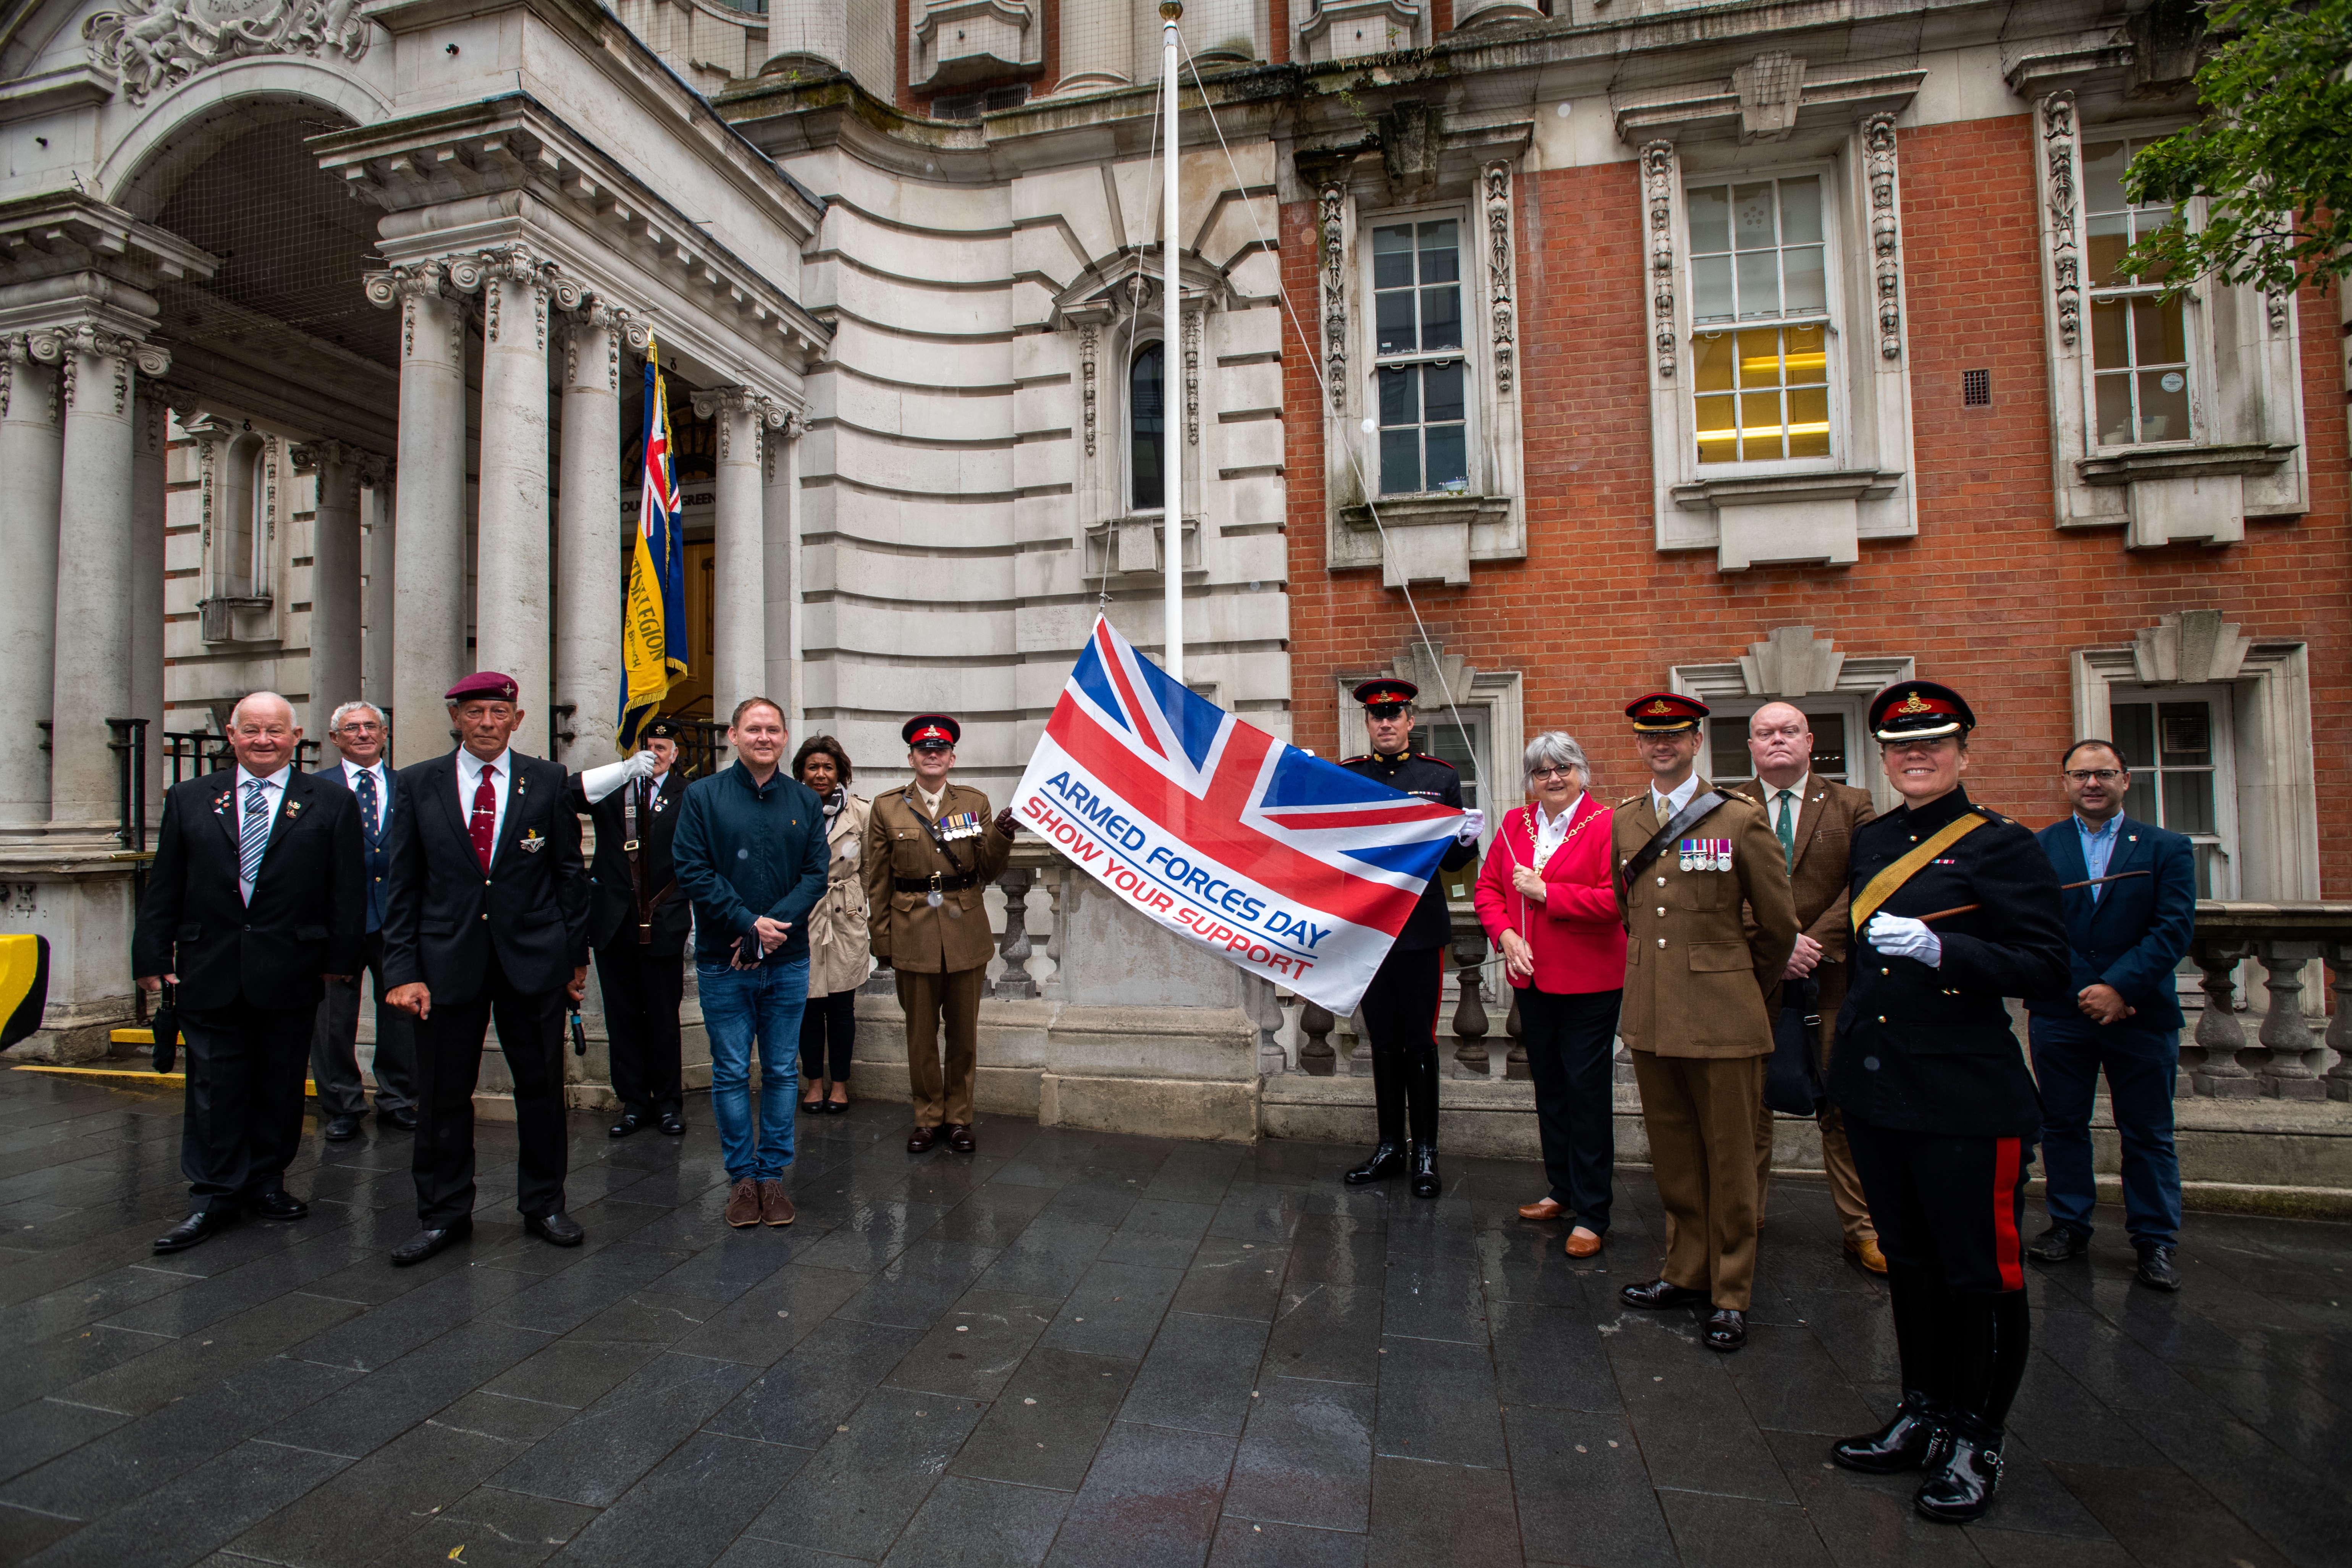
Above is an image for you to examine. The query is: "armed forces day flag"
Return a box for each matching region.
[1012,616,1463,1016]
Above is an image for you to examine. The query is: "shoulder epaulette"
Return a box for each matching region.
[1617,792,1645,807]
[1339,754,1370,765]
[1975,806,2011,824]
[1414,753,1455,769]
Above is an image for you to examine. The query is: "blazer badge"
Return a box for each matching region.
[517,828,548,854]
[1678,838,1732,873]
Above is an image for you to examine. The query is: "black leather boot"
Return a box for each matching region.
[1832,1391,1948,1474]
[1914,1410,2003,1523]
[1347,1042,1408,1185]
[1408,1140,1441,1198]
[1344,1141,1406,1185]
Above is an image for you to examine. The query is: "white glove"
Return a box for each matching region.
[623,748,660,782]
[577,748,659,805]
[1866,912,1941,968]
[1455,808,1486,845]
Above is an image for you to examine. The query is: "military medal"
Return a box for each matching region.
[927,889,943,908]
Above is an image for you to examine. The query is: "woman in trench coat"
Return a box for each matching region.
[794,736,871,1113]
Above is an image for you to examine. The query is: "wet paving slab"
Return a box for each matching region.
[0,1067,2346,1567]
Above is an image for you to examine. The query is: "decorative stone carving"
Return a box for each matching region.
[364,261,468,361]
[1731,52,1806,142]
[290,438,377,508]
[1739,625,1846,699]
[83,0,373,107]
[1642,141,1677,378]
[1485,162,1515,395]
[1319,183,1347,413]
[1863,114,1903,361]
[2042,92,2082,350]
[1182,307,1201,447]
[691,386,761,461]
[27,324,170,414]
[1078,324,1098,457]
[2131,608,2250,684]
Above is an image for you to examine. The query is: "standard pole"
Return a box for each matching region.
[1160,0,1184,684]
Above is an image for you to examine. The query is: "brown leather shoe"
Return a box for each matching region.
[760,1180,795,1227]
[1847,1236,1889,1275]
[724,1178,761,1228]
[907,1124,939,1153]
[1564,1228,1604,1258]
[946,1122,976,1153]
[1517,1197,1565,1220]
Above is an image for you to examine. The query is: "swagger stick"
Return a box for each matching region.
[1916,869,2150,923]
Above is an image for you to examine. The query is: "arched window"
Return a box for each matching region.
[1130,341,1164,512]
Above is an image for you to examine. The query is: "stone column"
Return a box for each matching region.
[130,388,166,825]
[554,304,633,770]
[0,338,62,830]
[362,464,394,707]
[694,387,767,721]
[467,247,565,757]
[368,262,470,764]
[33,325,167,841]
[293,440,369,730]
[761,410,798,726]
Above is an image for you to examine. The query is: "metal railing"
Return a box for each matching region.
[669,719,731,782]
[160,730,322,785]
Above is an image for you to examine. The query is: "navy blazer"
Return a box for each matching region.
[316,760,398,933]
[2024,813,2198,1031]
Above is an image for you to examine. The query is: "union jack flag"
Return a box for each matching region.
[1013,616,1461,1014]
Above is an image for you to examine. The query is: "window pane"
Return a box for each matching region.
[1787,386,1830,458]
[1420,283,1462,351]
[2082,140,2130,215]
[2157,702,2211,763]
[1418,221,1460,282]
[1695,394,1737,464]
[1736,329,1783,388]
[1379,427,1420,495]
[1688,185,1730,254]
[1785,322,1827,382]
[1741,390,1784,460]
[1692,332,1736,393]
[1736,251,1780,317]
[1422,360,1465,424]
[1732,183,1777,248]
[1783,243,1826,315]
[1129,343,1163,512]
[1778,176,1823,245]
[2134,296,2186,366]
[1371,225,1415,289]
[2088,210,2131,286]
[2090,299,2130,369]
[2095,373,2134,445]
[2160,769,2215,836]
[1710,726,1751,780]
[2133,207,2176,283]
[1692,255,1735,322]
[2108,702,2155,769]
[2137,369,2187,440]
[1375,290,1416,355]
[1378,365,1417,425]
[1811,713,1847,778]
[1425,424,1468,491]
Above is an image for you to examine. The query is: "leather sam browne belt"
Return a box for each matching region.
[896,872,978,893]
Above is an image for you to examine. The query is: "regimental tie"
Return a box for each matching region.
[356,767,380,841]
[1775,788,1798,869]
[239,780,271,901]
[470,765,498,870]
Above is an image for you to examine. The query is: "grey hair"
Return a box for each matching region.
[1523,731,1592,793]
[226,690,295,728]
[328,700,385,732]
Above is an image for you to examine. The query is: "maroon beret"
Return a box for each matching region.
[444,671,520,705]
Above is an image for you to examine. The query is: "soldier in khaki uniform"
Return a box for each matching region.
[1611,692,1798,1353]
[863,715,1015,1153]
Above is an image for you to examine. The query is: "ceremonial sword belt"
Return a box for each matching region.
[896,871,979,893]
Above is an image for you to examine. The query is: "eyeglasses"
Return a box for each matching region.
[1529,766,1579,783]
[2064,768,2124,784]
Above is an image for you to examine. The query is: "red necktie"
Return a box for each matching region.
[470,764,498,870]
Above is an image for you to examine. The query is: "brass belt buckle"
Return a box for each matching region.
[622,839,640,852]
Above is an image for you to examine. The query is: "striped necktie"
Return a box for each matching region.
[239,781,270,900]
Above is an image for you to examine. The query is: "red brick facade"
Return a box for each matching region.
[1282,113,2352,896]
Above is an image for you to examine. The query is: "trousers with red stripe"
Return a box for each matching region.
[1844,1117,2032,1436]
[1359,946,1447,1148]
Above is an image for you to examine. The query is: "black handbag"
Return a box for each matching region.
[1763,975,1826,1117]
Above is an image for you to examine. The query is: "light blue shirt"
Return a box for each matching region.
[2073,811,2122,901]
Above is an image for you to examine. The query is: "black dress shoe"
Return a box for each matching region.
[1704,1308,1747,1352]
[823,1098,849,1115]
[1620,1277,1709,1310]
[1914,1415,2003,1524]
[322,1114,361,1142]
[1343,1141,1405,1185]
[1408,1141,1441,1199]
[2135,1244,2182,1292]
[658,1112,687,1136]
[1833,1392,1948,1474]
[908,1124,939,1153]
[377,1106,418,1132]
[2027,1225,2087,1264]
[609,1113,648,1140]
[946,1123,976,1153]
[525,1211,586,1247]
[154,1207,236,1253]
[246,1188,310,1221]
[391,1219,472,1266]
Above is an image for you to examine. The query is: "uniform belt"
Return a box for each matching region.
[896,872,977,892]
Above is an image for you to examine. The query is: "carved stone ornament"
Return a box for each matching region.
[690,386,792,464]
[1080,324,1098,457]
[2042,92,2082,351]
[83,0,373,108]
[1862,115,1903,361]
[1319,183,1348,414]
[364,261,466,363]
[1183,307,1201,447]
[1641,141,1677,379]
[1484,162,1515,395]
[28,324,170,415]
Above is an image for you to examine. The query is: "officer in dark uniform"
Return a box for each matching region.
[1338,679,1482,1198]
[1827,681,2069,1525]
[566,716,693,1139]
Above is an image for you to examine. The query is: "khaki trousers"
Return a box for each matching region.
[898,965,984,1128]
[1751,1014,1878,1248]
[1632,1050,1764,1311]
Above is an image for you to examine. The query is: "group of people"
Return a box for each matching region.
[134,677,1022,1261]
[1335,674,2197,1525]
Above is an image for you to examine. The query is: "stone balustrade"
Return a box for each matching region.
[2186,901,2352,1101]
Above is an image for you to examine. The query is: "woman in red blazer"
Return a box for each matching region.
[1474,732,1626,1256]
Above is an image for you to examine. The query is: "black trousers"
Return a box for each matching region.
[595,938,685,1119]
[411,950,569,1229]
[309,930,418,1117]
[1520,986,1622,1231]
[800,988,857,1086]
[177,999,315,1214]
[1361,944,1446,1146]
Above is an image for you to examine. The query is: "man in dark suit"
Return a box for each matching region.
[565,716,691,1139]
[1733,702,1883,1274]
[134,691,364,1253]
[382,672,592,1266]
[309,700,418,1139]
[2024,739,2198,1291]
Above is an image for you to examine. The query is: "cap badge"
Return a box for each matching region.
[1897,691,1932,714]
[1646,700,1673,716]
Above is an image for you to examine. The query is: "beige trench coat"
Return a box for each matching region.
[806,792,874,997]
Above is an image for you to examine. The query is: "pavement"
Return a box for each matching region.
[0,1065,2346,1568]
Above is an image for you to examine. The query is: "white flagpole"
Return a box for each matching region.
[1159,0,1184,684]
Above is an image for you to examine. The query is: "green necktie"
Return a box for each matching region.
[1775,788,1798,869]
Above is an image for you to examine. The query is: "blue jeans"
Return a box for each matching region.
[699,955,810,1182]
[2029,1013,2182,1248]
